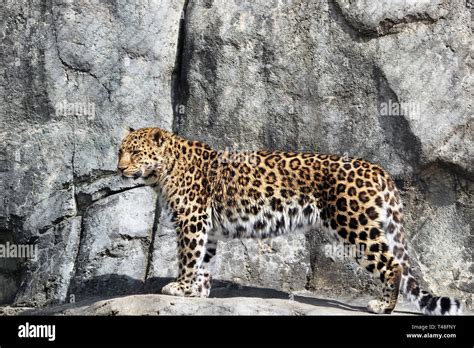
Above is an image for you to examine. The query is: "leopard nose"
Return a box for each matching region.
[117,164,127,172]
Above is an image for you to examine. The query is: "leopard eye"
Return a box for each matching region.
[131,150,140,156]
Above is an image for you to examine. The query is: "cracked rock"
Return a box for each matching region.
[0,0,184,305]
[334,0,450,35]
[69,187,157,299]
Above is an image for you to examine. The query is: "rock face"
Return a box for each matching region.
[0,0,472,309]
[1,0,184,305]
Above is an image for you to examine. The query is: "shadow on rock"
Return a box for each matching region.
[209,280,368,313]
[15,274,418,315]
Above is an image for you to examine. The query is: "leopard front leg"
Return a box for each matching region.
[193,234,218,296]
[161,213,214,298]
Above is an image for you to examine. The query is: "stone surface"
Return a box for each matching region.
[8,291,419,316]
[334,0,449,35]
[4,288,474,316]
[214,235,310,292]
[0,0,472,310]
[14,217,81,306]
[0,0,184,305]
[69,187,157,299]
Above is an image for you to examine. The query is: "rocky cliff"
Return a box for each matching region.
[0,0,472,310]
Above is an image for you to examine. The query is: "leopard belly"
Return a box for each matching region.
[212,200,321,240]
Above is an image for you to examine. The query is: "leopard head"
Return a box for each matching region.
[117,127,169,180]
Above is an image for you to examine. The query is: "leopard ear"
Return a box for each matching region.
[128,126,135,133]
[150,129,164,146]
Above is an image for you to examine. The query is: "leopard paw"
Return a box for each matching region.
[161,282,187,297]
[367,300,385,314]
[192,272,212,298]
[367,299,395,314]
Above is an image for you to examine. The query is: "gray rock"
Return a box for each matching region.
[14,217,82,306]
[4,290,474,316]
[69,187,156,299]
[10,293,418,316]
[334,0,448,35]
[146,209,178,281]
[214,235,310,292]
[0,0,184,305]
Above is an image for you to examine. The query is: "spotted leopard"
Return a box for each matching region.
[117,127,462,315]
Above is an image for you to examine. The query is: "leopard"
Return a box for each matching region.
[117,126,462,315]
